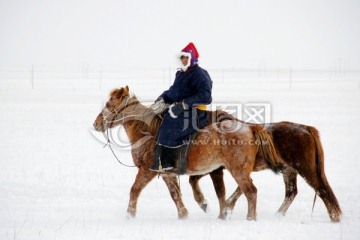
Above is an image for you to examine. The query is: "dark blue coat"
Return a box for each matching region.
[157,64,213,147]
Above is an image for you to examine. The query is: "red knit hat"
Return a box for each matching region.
[179,42,199,70]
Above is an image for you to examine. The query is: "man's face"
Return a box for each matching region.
[180,56,189,66]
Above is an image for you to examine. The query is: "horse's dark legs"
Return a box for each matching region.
[277,167,298,215]
[222,168,298,218]
[209,167,227,219]
[162,175,189,219]
[189,175,207,211]
[127,166,157,217]
[221,167,298,219]
[298,170,341,222]
[316,184,341,222]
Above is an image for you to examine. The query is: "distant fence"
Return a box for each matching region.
[0,66,359,90]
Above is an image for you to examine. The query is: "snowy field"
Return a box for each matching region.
[0,76,360,240]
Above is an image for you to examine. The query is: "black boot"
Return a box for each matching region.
[150,144,174,172]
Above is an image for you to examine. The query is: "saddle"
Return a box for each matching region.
[157,110,236,175]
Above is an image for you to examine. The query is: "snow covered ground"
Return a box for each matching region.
[0,77,359,240]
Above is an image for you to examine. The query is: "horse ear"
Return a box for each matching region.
[110,88,123,99]
[121,85,130,97]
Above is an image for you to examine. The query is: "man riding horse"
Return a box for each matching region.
[149,42,213,172]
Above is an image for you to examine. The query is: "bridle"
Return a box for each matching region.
[102,95,155,127]
[101,95,156,168]
[101,95,137,167]
[102,95,132,126]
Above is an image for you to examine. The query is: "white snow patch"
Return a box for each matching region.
[0,82,359,240]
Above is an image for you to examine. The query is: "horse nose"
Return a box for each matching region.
[93,114,102,130]
[93,121,99,131]
[94,112,107,132]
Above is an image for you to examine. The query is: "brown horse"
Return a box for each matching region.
[93,86,284,220]
[93,86,342,222]
[189,119,342,222]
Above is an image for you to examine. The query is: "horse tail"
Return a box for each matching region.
[307,126,342,219]
[252,125,283,174]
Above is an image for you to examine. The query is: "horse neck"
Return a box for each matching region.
[121,103,160,144]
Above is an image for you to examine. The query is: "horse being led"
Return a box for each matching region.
[189,115,342,222]
[93,86,282,220]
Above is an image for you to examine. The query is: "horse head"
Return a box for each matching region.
[93,85,131,132]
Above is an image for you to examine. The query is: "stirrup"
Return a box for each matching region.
[150,164,173,173]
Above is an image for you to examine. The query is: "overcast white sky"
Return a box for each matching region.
[0,0,359,69]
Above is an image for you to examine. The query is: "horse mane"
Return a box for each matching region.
[109,88,118,97]
[122,94,163,139]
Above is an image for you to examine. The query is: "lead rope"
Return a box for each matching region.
[103,119,136,168]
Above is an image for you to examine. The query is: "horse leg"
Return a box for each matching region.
[209,167,227,219]
[316,183,341,222]
[188,167,226,218]
[232,174,257,221]
[189,175,208,212]
[222,187,243,219]
[224,169,298,218]
[277,167,298,215]
[162,175,189,219]
[127,166,157,217]
[296,127,341,222]
[298,171,341,222]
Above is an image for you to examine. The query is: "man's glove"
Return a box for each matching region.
[150,97,166,114]
[169,102,187,118]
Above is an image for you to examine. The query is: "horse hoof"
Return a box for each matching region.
[178,214,188,220]
[178,209,189,220]
[223,207,233,220]
[246,215,256,221]
[330,215,341,223]
[200,200,209,213]
[276,210,286,217]
[126,212,136,219]
[201,203,208,212]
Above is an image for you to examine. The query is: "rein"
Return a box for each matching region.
[102,96,157,168]
[103,126,137,168]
